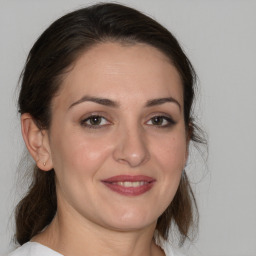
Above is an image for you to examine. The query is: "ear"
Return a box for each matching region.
[21,113,53,171]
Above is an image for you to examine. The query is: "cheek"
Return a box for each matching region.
[152,132,187,173]
[50,129,115,208]
[71,138,112,175]
[50,128,114,177]
[143,131,187,215]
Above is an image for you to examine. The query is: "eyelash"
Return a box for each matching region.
[80,115,110,129]
[80,115,176,129]
[146,115,176,127]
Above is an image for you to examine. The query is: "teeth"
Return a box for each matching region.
[115,181,147,187]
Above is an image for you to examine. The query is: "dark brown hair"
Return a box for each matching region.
[16,2,205,246]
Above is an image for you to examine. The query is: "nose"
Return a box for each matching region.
[113,125,150,168]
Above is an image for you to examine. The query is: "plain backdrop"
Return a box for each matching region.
[0,1,256,256]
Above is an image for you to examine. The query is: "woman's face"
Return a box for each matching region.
[47,42,188,231]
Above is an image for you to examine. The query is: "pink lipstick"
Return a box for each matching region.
[101,175,156,196]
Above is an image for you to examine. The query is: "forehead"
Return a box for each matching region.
[53,42,183,109]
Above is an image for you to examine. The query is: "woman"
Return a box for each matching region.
[10,3,204,256]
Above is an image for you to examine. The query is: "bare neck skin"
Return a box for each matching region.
[32,202,165,256]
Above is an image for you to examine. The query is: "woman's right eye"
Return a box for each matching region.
[80,115,110,128]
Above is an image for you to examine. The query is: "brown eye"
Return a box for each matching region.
[81,115,110,128]
[146,115,175,127]
[89,116,103,125]
[151,116,164,125]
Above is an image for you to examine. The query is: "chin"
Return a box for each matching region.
[99,208,158,232]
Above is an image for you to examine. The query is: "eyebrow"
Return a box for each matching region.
[68,96,181,110]
[69,96,119,109]
[145,97,181,110]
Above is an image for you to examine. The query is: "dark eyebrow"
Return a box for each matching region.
[145,97,181,110]
[69,95,181,111]
[69,96,119,109]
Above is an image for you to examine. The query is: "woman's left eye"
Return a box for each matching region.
[146,116,175,127]
[80,115,110,128]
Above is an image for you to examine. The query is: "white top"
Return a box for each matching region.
[8,242,186,256]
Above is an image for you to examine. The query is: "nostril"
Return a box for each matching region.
[113,146,150,167]
[114,141,149,167]
[112,128,150,167]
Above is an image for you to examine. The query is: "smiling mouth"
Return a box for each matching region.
[111,181,149,187]
[101,175,156,196]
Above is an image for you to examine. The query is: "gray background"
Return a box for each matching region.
[0,1,256,255]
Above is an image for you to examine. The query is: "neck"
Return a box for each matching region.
[33,206,164,256]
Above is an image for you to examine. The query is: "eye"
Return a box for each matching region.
[80,115,110,128]
[146,115,175,127]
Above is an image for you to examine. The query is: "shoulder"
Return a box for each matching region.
[8,243,32,256]
[8,242,63,256]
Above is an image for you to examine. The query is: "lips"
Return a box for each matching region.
[101,175,156,196]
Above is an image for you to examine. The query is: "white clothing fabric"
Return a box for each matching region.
[8,242,61,256]
[8,241,186,256]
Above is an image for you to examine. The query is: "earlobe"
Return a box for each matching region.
[21,113,53,171]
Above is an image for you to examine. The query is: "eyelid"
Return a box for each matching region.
[145,113,176,127]
[79,111,176,129]
[80,111,111,121]
[80,112,112,128]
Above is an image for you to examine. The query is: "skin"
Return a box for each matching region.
[22,42,188,256]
